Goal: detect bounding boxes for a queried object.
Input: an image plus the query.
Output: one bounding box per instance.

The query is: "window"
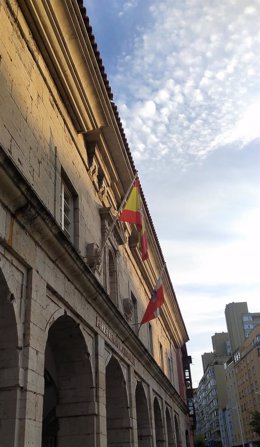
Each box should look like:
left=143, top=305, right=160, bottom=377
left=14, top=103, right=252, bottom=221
left=60, top=174, right=76, bottom=242
left=244, top=323, right=254, bottom=329
left=226, top=340, right=232, bottom=355
left=256, top=334, right=260, bottom=344
left=159, top=342, right=164, bottom=371
left=234, top=351, right=241, bottom=363
left=131, top=293, right=138, bottom=333
left=148, top=323, right=153, bottom=355
left=243, top=315, right=253, bottom=321
left=168, top=356, right=173, bottom=383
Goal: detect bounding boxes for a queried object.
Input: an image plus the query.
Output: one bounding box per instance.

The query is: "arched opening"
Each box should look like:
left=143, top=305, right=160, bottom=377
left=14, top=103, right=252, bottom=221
left=174, top=414, right=182, bottom=447
left=0, top=268, right=19, bottom=446
left=108, top=251, right=117, bottom=305
left=166, top=408, right=175, bottom=447
left=154, top=397, right=165, bottom=447
left=185, top=430, right=190, bottom=447
left=42, top=315, right=94, bottom=447
left=106, top=356, right=131, bottom=447
left=135, top=382, right=152, bottom=447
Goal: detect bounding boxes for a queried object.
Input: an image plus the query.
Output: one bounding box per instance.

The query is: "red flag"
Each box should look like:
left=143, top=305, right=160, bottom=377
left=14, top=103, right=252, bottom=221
left=140, top=277, right=164, bottom=325
left=118, top=178, right=142, bottom=229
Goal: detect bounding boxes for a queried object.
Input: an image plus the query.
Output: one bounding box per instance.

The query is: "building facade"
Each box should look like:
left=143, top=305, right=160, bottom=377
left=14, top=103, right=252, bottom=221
left=194, top=333, right=230, bottom=447
left=196, top=303, right=260, bottom=447
left=0, top=1, right=194, bottom=446
left=225, top=326, right=260, bottom=447
left=225, top=302, right=260, bottom=353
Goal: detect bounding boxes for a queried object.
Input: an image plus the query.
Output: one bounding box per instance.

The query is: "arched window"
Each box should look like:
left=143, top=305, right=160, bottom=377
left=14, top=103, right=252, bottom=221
left=154, top=397, right=165, bottom=447
left=42, top=316, right=94, bottom=447
left=174, top=414, right=182, bottom=447
left=136, top=382, right=152, bottom=447
left=166, top=408, right=175, bottom=447
left=106, top=356, right=131, bottom=447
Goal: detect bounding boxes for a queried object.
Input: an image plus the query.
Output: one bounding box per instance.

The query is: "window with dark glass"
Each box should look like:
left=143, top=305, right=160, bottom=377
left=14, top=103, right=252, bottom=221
left=159, top=342, right=164, bottom=371
left=60, top=172, right=78, bottom=245
left=131, top=293, right=138, bottom=333
left=148, top=323, right=153, bottom=355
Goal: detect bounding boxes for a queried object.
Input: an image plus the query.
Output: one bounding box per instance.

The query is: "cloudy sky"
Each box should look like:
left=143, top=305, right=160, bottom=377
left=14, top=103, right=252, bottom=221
left=85, top=0, right=260, bottom=385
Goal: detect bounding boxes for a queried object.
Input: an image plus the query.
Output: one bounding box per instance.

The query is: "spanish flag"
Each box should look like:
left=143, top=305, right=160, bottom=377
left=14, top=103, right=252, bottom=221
left=119, top=178, right=142, bottom=229
left=140, top=277, right=164, bottom=325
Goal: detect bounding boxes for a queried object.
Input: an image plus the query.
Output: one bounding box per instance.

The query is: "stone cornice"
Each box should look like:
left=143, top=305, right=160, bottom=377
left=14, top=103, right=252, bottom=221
left=16, top=0, right=99, bottom=132
left=16, top=0, right=134, bottom=180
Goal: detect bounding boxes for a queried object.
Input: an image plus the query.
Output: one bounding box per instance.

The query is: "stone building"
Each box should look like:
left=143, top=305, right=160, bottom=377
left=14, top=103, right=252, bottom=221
left=0, top=1, right=194, bottom=446
left=225, top=325, right=260, bottom=447
left=194, top=333, right=230, bottom=447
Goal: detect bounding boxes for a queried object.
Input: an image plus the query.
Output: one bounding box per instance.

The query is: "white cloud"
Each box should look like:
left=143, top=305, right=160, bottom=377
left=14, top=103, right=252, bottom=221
left=117, top=0, right=138, bottom=17
left=111, top=0, right=260, bottom=166
left=138, top=100, right=156, bottom=118
left=227, top=101, right=260, bottom=144
left=244, top=6, right=257, bottom=15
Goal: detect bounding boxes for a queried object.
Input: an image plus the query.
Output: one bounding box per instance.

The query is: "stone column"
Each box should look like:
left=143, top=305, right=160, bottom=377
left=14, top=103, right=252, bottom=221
left=162, top=400, right=168, bottom=447
left=22, top=269, right=47, bottom=447
left=129, top=366, right=138, bottom=447
left=95, top=333, right=107, bottom=447
left=148, top=387, right=156, bottom=447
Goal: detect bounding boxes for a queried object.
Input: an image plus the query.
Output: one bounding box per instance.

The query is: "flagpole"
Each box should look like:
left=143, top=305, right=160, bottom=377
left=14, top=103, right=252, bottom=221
left=137, top=322, right=142, bottom=336
left=94, top=172, right=138, bottom=270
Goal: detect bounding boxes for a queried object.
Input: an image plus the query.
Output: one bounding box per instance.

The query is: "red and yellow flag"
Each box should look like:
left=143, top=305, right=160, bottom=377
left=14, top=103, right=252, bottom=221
left=118, top=178, right=142, bottom=229
left=119, top=176, right=149, bottom=262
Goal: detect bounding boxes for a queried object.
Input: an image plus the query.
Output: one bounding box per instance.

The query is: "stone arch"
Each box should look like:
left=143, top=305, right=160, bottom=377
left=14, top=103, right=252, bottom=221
left=106, top=355, right=131, bottom=447
left=108, top=249, right=118, bottom=305
left=154, top=397, right=165, bottom=447
left=174, top=414, right=182, bottom=447
left=185, top=429, right=190, bottom=447
left=166, top=407, right=175, bottom=447
left=0, top=267, right=19, bottom=446
left=42, top=315, right=95, bottom=447
left=135, top=382, right=152, bottom=447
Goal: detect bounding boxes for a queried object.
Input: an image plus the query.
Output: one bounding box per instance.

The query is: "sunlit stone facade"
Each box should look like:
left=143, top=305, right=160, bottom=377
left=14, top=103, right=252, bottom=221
left=0, top=1, right=194, bottom=446
left=225, top=326, right=260, bottom=447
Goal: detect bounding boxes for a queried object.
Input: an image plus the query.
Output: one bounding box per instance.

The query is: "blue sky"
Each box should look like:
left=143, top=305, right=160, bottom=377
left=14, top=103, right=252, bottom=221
left=85, top=0, right=260, bottom=385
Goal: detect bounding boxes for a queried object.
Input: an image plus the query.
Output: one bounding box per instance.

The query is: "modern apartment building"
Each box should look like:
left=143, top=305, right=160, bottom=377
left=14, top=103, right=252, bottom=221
left=196, top=303, right=260, bottom=447
left=224, top=326, right=260, bottom=447
left=0, top=1, right=194, bottom=446
left=194, top=333, right=230, bottom=446
left=225, top=302, right=260, bottom=353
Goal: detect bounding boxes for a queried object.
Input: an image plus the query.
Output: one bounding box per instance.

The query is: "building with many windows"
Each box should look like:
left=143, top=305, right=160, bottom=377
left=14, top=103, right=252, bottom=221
left=195, top=303, right=260, bottom=447
left=194, top=333, right=230, bottom=447
left=225, top=302, right=260, bottom=353
left=224, top=326, right=260, bottom=447
left=0, top=1, right=194, bottom=446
